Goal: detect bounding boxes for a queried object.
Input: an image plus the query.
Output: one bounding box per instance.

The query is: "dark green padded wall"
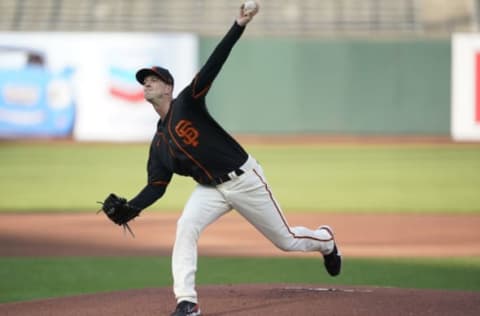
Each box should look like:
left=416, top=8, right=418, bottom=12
left=199, top=37, right=450, bottom=135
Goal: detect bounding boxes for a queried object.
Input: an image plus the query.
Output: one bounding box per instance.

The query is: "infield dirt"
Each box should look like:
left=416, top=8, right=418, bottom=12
left=1, top=212, right=479, bottom=257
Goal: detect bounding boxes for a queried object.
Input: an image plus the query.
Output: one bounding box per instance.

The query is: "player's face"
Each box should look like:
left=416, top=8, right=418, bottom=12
left=143, top=75, right=169, bottom=101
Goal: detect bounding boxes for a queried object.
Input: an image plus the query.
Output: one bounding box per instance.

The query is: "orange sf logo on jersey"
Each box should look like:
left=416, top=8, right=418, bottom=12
left=175, top=120, right=199, bottom=147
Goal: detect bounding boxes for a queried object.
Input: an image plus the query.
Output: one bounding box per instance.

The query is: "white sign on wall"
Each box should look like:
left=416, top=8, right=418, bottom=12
left=451, top=33, right=480, bottom=141
left=0, top=32, right=198, bottom=141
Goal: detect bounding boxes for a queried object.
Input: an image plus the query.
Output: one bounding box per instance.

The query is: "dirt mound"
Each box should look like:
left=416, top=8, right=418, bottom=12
left=1, top=284, right=479, bottom=316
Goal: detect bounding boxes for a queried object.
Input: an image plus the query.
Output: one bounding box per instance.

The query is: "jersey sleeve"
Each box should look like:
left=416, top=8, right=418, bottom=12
left=128, top=183, right=167, bottom=210
left=128, top=145, right=173, bottom=210
left=190, top=21, right=245, bottom=99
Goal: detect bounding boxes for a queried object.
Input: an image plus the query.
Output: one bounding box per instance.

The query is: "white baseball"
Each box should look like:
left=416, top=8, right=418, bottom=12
left=243, top=0, right=258, bottom=14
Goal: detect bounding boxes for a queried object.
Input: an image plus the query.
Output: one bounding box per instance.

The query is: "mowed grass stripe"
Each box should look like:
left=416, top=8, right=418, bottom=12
left=0, top=256, right=479, bottom=303
left=0, top=143, right=479, bottom=212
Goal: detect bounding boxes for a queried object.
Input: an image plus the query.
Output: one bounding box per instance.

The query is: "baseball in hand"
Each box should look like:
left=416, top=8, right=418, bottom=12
left=243, top=0, right=258, bottom=15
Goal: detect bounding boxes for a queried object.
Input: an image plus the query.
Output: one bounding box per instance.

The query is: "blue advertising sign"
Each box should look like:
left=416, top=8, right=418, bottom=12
left=0, top=51, right=75, bottom=138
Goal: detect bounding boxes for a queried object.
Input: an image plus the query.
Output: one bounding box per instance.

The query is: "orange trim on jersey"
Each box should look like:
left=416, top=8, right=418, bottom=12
left=252, top=169, right=333, bottom=242
left=192, top=75, right=211, bottom=99
left=167, top=106, right=214, bottom=181
left=157, top=132, right=176, bottom=157
left=151, top=180, right=169, bottom=186
left=155, top=131, right=163, bottom=147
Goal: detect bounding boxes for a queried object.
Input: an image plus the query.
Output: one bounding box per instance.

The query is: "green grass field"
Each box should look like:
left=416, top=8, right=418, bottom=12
left=1, top=256, right=479, bottom=303
left=1, top=142, right=479, bottom=212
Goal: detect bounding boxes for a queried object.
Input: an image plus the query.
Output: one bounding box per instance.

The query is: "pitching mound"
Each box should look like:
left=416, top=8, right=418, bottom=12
left=1, top=284, right=479, bottom=316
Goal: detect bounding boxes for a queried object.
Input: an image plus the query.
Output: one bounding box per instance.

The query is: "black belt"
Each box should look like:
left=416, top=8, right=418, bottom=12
left=212, top=169, right=244, bottom=185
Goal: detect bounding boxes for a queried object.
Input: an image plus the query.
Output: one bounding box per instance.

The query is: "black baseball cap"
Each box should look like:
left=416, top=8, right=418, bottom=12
left=135, top=66, right=174, bottom=86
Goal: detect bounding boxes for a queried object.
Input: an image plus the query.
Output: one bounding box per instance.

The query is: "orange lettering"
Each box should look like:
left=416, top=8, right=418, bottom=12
left=175, top=120, right=199, bottom=147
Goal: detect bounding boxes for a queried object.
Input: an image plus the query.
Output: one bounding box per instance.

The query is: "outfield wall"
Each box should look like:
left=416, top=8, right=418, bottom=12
left=0, top=36, right=452, bottom=139
left=200, top=38, right=451, bottom=135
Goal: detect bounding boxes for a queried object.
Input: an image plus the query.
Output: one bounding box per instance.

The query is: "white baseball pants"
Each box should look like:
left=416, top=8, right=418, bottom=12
left=171, top=155, right=334, bottom=304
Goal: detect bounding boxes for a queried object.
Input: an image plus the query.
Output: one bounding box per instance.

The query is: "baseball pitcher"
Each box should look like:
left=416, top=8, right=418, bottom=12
left=99, top=3, right=341, bottom=316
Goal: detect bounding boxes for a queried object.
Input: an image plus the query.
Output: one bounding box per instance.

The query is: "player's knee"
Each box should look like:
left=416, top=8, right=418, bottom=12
left=273, top=238, right=294, bottom=252
left=176, top=216, right=201, bottom=239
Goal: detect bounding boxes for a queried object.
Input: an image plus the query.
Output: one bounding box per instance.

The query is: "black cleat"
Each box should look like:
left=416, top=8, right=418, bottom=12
left=170, top=301, right=201, bottom=316
left=318, top=225, right=341, bottom=276
left=323, top=244, right=341, bottom=276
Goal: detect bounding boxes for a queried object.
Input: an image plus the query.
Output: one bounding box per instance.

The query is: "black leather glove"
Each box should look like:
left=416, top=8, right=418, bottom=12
left=99, top=193, right=141, bottom=225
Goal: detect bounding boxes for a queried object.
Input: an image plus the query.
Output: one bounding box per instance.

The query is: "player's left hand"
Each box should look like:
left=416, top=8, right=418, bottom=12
left=98, top=193, right=141, bottom=226
left=236, top=1, right=259, bottom=26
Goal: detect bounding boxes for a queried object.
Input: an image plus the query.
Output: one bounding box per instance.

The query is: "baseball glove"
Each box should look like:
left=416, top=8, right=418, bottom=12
left=98, top=193, right=141, bottom=237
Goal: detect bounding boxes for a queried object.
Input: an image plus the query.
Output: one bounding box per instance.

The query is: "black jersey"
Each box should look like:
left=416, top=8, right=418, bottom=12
left=129, top=21, right=249, bottom=210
